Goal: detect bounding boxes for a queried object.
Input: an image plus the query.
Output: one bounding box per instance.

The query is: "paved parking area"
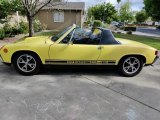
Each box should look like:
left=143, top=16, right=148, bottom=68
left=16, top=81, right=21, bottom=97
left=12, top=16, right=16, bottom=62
left=0, top=59, right=160, bottom=120
left=118, top=27, right=160, bottom=38
left=136, top=28, right=160, bottom=38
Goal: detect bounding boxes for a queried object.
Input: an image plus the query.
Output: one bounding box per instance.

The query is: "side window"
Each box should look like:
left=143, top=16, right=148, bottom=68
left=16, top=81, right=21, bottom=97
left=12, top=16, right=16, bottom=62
left=89, top=29, right=102, bottom=44
left=72, top=28, right=102, bottom=45
left=60, top=30, right=74, bottom=44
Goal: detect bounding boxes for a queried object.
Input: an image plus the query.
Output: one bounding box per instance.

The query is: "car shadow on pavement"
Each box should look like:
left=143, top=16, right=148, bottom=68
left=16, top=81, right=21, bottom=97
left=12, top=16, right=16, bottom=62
left=0, top=63, right=121, bottom=77
left=40, top=65, right=120, bottom=77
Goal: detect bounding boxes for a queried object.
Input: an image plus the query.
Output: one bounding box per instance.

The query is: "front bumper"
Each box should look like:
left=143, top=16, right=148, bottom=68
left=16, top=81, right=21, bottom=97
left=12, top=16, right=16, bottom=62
left=0, top=55, right=3, bottom=62
left=0, top=55, right=11, bottom=66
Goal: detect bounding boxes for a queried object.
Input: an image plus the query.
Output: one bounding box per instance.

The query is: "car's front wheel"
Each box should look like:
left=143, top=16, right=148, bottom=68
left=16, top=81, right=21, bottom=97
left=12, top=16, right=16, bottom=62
left=13, top=53, right=41, bottom=75
left=118, top=56, right=143, bottom=77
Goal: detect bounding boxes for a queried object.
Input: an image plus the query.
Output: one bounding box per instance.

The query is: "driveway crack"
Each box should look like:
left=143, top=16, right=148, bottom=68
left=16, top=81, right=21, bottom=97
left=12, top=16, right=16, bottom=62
left=82, top=75, right=160, bottom=113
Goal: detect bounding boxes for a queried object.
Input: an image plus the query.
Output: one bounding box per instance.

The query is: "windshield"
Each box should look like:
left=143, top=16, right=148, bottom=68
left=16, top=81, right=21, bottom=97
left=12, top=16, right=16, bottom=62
left=51, top=26, right=72, bottom=42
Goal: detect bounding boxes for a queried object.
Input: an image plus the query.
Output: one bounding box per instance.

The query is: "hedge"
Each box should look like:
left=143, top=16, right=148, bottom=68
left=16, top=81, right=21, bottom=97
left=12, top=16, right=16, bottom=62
left=0, top=19, right=46, bottom=40
left=0, top=29, right=5, bottom=40
left=124, top=26, right=137, bottom=31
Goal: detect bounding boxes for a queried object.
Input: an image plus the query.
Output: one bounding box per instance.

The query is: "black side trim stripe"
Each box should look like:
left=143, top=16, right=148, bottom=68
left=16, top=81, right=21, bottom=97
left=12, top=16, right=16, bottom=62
left=45, top=60, right=116, bottom=65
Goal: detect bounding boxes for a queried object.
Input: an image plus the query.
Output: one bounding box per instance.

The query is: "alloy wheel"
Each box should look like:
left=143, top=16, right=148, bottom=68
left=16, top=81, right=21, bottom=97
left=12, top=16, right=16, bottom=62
left=17, top=54, right=36, bottom=73
left=123, top=57, right=140, bottom=75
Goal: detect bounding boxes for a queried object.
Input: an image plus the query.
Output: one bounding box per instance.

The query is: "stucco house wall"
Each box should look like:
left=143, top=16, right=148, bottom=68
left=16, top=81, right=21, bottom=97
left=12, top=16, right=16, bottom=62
left=37, top=2, right=85, bottom=31
left=37, top=10, right=82, bottom=30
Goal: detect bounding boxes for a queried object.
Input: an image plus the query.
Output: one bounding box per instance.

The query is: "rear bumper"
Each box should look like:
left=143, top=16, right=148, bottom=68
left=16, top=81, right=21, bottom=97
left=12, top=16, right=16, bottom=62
left=0, top=55, right=3, bottom=62
left=153, top=56, right=159, bottom=64
left=145, top=56, right=159, bottom=66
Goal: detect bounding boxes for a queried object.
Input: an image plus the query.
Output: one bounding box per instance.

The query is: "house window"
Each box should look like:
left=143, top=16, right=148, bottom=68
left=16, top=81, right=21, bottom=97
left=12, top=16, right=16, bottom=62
left=54, top=11, right=64, bottom=22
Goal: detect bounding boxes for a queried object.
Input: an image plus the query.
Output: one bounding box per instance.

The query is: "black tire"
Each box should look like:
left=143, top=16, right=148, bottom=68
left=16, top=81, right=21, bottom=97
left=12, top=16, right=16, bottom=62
left=118, top=56, right=143, bottom=77
left=13, top=53, right=41, bottom=75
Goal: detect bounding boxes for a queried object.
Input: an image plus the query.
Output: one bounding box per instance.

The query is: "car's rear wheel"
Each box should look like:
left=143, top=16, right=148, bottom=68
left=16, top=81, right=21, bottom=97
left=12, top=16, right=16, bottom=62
left=118, top=56, right=143, bottom=77
left=13, top=53, right=41, bottom=75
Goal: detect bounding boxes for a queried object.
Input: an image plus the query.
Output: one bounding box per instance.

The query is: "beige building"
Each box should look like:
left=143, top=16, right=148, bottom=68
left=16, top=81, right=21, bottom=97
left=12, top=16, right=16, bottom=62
left=37, top=2, right=85, bottom=31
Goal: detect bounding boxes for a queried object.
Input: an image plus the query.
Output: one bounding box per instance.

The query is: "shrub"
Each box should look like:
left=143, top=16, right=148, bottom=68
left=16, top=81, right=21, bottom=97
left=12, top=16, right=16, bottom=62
left=117, top=31, right=122, bottom=34
left=34, top=19, right=46, bottom=32
left=83, top=22, right=89, bottom=28
left=0, top=29, right=5, bottom=40
left=0, top=19, right=7, bottom=24
left=19, top=21, right=29, bottom=34
left=93, top=20, right=102, bottom=28
left=3, top=23, right=13, bottom=37
left=112, top=31, right=115, bottom=33
left=102, top=23, right=110, bottom=28
left=126, top=31, right=132, bottom=34
left=4, top=22, right=27, bottom=37
left=12, top=26, right=22, bottom=35
left=41, top=23, right=47, bottom=30
left=124, top=26, right=136, bottom=31
left=1, top=20, right=46, bottom=38
left=34, top=19, right=42, bottom=32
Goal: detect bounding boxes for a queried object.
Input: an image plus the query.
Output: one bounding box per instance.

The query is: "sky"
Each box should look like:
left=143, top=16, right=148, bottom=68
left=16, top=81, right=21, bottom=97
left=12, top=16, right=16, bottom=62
left=69, top=0, right=144, bottom=11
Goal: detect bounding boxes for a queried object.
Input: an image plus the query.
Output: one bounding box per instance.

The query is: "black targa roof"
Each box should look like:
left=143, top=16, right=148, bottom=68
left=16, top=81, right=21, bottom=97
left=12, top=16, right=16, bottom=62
left=98, top=28, right=120, bottom=45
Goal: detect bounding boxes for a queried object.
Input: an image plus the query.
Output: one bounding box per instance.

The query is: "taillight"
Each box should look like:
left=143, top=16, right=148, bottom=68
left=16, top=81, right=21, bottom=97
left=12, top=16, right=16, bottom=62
left=155, top=51, right=159, bottom=56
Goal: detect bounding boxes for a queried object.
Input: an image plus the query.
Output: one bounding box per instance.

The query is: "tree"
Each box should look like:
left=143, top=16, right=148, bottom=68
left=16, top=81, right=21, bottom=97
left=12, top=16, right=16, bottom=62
left=0, top=0, right=62, bottom=37
left=22, top=0, right=62, bottom=37
left=135, top=10, right=148, bottom=23
left=0, top=0, right=23, bottom=19
left=119, top=1, right=134, bottom=23
left=144, top=0, right=160, bottom=21
left=0, top=0, right=9, bottom=19
left=87, top=3, right=118, bottom=24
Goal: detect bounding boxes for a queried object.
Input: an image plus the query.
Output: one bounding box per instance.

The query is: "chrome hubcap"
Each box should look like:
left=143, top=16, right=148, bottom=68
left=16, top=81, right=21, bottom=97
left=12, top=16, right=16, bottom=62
left=123, top=57, right=140, bottom=74
left=17, top=54, right=36, bottom=72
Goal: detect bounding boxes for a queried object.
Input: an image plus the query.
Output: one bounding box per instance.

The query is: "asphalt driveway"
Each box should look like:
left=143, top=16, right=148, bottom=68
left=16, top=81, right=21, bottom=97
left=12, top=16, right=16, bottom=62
left=0, top=59, right=160, bottom=120
left=134, top=27, right=160, bottom=38
left=137, top=27, right=160, bottom=36
left=118, top=27, right=160, bottom=38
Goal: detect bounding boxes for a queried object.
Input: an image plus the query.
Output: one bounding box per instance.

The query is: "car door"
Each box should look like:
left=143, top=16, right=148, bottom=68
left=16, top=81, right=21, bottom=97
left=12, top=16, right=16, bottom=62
left=47, top=28, right=102, bottom=65
left=97, top=29, right=121, bottom=65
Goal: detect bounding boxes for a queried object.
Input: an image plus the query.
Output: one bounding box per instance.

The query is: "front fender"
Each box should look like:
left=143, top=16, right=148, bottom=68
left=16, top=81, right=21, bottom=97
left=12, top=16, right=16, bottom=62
left=0, top=43, right=50, bottom=64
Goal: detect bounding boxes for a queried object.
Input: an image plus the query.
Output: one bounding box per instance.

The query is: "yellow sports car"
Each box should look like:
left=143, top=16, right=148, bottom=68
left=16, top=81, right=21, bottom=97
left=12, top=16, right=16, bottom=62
left=0, top=24, right=159, bottom=76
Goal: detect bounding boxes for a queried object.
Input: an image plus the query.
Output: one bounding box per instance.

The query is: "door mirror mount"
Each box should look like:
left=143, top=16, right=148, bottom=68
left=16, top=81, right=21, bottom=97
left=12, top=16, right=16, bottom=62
left=69, top=41, right=73, bottom=45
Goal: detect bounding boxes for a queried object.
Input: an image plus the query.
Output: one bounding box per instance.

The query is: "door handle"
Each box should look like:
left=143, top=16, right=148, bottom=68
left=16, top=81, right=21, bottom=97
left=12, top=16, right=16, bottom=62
left=97, top=46, right=103, bottom=50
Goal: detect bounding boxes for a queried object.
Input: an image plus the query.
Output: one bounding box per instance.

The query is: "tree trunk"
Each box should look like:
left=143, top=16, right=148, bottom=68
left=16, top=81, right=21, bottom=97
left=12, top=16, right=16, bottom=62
left=28, top=16, right=34, bottom=37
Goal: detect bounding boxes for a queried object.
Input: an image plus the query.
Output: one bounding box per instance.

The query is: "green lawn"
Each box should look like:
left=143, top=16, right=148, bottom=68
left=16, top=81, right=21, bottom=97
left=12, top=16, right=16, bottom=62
left=34, top=31, right=160, bottom=50
left=114, top=33, right=160, bottom=50
left=34, top=31, right=58, bottom=37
